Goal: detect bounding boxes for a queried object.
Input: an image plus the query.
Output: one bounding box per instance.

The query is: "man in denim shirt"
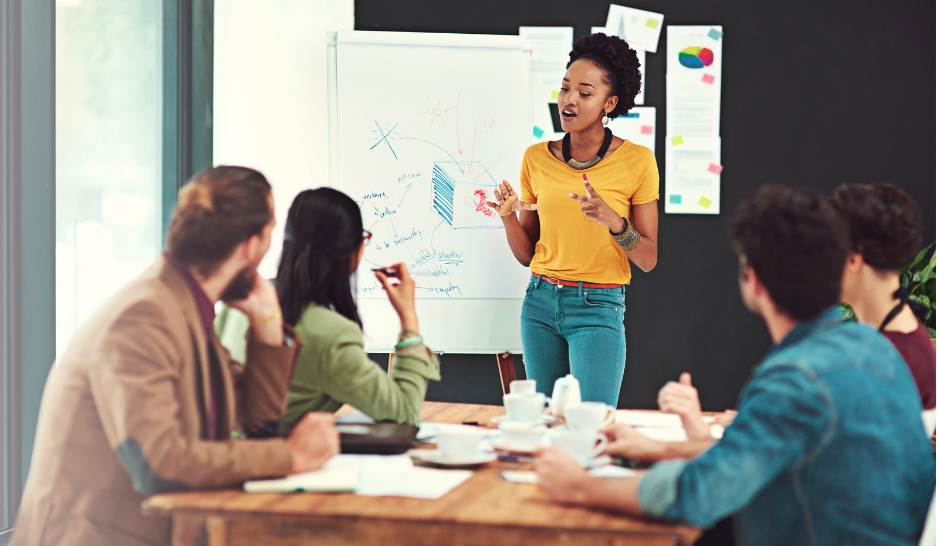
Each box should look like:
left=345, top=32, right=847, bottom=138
left=536, top=185, right=935, bottom=546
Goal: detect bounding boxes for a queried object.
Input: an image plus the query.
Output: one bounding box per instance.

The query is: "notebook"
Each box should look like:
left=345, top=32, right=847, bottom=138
left=243, top=466, right=358, bottom=494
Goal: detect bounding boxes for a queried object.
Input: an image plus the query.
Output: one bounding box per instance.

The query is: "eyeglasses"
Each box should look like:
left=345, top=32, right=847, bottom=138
left=362, top=230, right=373, bottom=246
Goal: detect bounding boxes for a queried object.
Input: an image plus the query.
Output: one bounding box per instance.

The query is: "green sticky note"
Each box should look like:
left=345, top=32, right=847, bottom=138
left=646, top=18, right=659, bottom=29
left=533, top=126, right=545, bottom=139
left=699, top=196, right=713, bottom=209
left=669, top=195, right=682, bottom=204
left=551, top=90, right=560, bottom=100
left=671, top=135, right=684, bottom=146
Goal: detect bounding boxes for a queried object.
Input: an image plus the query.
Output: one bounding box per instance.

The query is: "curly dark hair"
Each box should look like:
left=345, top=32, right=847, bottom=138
left=729, top=185, right=849, bottom=322
left=830, top=183, right=924, bottom=273
left=566, top=33, right=642, bottom=119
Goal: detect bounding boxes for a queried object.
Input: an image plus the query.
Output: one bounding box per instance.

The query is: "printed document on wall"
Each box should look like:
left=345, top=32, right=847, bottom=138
left=607, top=106, right=655, bottom=154
left=666, top=26, right=723, bottom=215
left=520, top=27, right=573, bottom=143
left=604, top=5, right=664, bottom=53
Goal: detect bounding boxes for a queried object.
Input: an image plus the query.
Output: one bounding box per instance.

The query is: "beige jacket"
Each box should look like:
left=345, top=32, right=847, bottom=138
left=12, top=254, right=299, bottom=546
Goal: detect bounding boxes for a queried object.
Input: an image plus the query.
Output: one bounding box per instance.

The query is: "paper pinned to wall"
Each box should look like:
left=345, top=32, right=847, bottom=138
left=604, top=5, right=665, bottom=53
left=521, top=27, right=573, bottom=144
left=606, top=106, right=656, bottom=154
left=591, top=26, right=645, bottom=106
left=666, top=26, right=723, bottom=215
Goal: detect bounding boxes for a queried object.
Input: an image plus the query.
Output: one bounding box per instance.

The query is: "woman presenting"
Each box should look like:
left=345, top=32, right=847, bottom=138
left=487, top=33, right=659, bottom=406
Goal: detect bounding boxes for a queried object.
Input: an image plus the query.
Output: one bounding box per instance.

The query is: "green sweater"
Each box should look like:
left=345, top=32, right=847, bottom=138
left=215, top=303, right=440, bottom=425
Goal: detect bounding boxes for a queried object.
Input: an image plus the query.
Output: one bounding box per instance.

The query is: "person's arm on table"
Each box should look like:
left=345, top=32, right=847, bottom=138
left=601, top=422, right=714, bottom=463
left=539, top=365, right=832, bottom=526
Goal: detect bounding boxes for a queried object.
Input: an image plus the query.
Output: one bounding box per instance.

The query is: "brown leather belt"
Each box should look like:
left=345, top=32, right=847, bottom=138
left=532, top=273, right=623, bottom=289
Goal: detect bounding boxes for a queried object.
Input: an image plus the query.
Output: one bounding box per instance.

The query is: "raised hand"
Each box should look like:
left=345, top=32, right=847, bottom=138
left=657, top=373, right=711, bottom=441
left=486, top=181, right=540, bottom=217
left=569, top=179, right=624, bottom=232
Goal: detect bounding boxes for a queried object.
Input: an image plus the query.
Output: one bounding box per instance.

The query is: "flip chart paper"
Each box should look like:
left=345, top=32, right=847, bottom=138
left=604, top=5, right=665, bottom=53
left=521, top=27, right=574, bottom=143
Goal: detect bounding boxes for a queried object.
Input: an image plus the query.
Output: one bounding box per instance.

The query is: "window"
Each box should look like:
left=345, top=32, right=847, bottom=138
left=55, top=0, right=163, bottom=360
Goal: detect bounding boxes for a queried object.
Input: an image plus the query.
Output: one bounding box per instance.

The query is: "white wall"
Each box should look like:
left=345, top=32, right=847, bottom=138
left=214, top=0, right=355, bottom=277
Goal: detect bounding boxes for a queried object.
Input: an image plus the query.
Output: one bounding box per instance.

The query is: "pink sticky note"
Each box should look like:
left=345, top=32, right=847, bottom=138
left=708, top=163, right=723, bottom=175
left=702, top=74, right=716, bottom=85
left=640, top=125, right=653, bottom=135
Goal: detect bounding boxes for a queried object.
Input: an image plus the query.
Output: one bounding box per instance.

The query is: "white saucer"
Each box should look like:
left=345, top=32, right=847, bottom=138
left=409, top=449, right=496, bottom=468
left=491, top=414, right=559, bottom=426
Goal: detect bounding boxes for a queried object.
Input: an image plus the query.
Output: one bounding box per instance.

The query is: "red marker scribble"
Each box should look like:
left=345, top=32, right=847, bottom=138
left=473, top=189, right=495, bottom=218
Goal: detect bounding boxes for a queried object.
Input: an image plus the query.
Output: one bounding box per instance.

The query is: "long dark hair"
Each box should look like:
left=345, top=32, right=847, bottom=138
left=276, top=188, right=363, bottom=327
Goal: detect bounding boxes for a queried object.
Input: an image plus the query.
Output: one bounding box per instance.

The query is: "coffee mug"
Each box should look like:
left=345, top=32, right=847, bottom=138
left=503, top=392, right=548, bottom=422
left=509, top=379, right=537, bottom=395
left=564, top=402, right=615, bottom=432
left=498, top=421, right=546, bottom=451
left=545, top=429, right=608, bottom=466
left=435, top=428, right=485, bottom=458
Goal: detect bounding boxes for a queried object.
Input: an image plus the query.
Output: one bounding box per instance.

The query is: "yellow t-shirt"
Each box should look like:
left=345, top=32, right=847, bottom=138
left=520, top=140, right=659, bottom=285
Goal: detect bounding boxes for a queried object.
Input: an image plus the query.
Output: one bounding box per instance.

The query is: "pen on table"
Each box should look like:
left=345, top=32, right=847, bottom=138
left=497, top=454, right=534, bottom=463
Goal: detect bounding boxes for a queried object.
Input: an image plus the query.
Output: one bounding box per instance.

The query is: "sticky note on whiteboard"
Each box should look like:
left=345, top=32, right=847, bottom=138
left=669, top=195, right=682, bottom=204
left=671, top=135, right=684, bottom=146
left=702, top=74, right=715, bottom=85
left=708, top=28, right=723, bottom=40
left=640, top=125, right=653, bottom=135
left=708, top=163, right=723, bottom=175
left=533, top=126, right=545, bottom=139
left=698, top=196, right=713, bottom=209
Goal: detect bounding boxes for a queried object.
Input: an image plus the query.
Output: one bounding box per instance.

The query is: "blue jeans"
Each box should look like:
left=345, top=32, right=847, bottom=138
left=520, top=275, right=626, bottom=406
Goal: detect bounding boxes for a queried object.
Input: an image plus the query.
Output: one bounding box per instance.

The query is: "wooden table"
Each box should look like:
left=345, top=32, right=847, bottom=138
left=144, top=402, right=702, bottom=546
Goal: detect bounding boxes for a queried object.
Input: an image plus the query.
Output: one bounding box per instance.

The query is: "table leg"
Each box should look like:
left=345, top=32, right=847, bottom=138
left=172, top=513, right=227, bottom=546
left=496, top=352, right=516, bottom=394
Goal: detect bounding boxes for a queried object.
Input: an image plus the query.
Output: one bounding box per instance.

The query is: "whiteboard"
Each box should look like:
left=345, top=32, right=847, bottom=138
left=327, top=31, right=532, bottom=353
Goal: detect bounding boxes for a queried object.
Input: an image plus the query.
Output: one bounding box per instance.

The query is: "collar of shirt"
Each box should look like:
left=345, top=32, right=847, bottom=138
left=771, top=306, right=843, bottom=354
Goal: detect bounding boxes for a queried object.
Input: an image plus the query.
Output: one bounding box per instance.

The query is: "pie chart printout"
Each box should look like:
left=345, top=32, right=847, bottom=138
left=678, top=46, right=714, bottom=69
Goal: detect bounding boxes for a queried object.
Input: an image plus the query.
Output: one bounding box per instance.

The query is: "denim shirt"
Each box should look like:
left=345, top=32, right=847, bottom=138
left=638, top=307, right=935, bottom=546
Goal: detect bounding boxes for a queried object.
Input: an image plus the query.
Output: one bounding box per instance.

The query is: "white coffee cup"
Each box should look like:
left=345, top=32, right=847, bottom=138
left=510, top=379, right=537, bottom=395
left=564, top=402, right=615, bottom=432
left=498, top=421, right=546, bottom=451
left=435, top=428, right=485, bottom=458
left=545, top=429, right=608, bottom=467
left=503, top=392, right=548, bottom=422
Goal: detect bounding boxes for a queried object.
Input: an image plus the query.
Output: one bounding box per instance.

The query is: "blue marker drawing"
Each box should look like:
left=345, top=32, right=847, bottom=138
left=432, top=162, right=502, bottom=230
left=370, top=121, right=399, bottom=160
left=396, top=137, right=464, bottom=174
left=398, top=183, right=412, bottom=208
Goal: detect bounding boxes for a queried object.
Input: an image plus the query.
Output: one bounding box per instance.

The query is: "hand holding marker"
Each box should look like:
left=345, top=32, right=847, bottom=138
left=569, top=173, right=625, bottom=233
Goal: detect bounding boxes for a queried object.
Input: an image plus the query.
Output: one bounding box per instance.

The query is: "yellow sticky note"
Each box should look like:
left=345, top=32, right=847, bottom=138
left=699, top=196, right=713, bottom=209
left=551, top=90, right=560, bottom=100
left=671, top=135, right=684, bottom=146
left=646, top=18, right=659, bottom=29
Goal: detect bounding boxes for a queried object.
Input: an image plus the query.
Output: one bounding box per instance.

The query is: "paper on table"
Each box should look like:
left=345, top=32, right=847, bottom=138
left=501, top=465, right=637, bottom=484
left=520, top=27, right=574, bottom=143
left=635, top=427, right=689, bottom=442
left=591, top=26, right=646, bottom=106
left=244, top=466, right=358, bottom=494
left=326, top=454, right=473, bottom=500
left=616, top=410, right=684, bottom=428
left=415, top=422, right=500, bottom=441
left=604, top=5, right=665, bottom=53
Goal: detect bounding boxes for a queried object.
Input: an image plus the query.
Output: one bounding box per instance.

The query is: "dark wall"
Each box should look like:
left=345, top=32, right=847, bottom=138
left=360, top=0, right=937, bottom=411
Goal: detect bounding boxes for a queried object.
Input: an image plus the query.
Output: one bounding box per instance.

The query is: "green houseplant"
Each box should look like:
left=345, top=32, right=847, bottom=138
left=841, top=242, right=936, bottom=337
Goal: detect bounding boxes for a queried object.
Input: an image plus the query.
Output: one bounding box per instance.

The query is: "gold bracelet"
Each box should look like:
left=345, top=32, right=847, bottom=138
left=252, top=308, right=282, bottom=327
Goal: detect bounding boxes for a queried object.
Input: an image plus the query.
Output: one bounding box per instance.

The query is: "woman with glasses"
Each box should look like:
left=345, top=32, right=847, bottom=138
left=215, top=188, right=440, bottom=425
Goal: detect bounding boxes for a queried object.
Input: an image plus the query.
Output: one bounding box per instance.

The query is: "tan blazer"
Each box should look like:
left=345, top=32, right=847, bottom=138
left=12, top=254, right=299, bottom=546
